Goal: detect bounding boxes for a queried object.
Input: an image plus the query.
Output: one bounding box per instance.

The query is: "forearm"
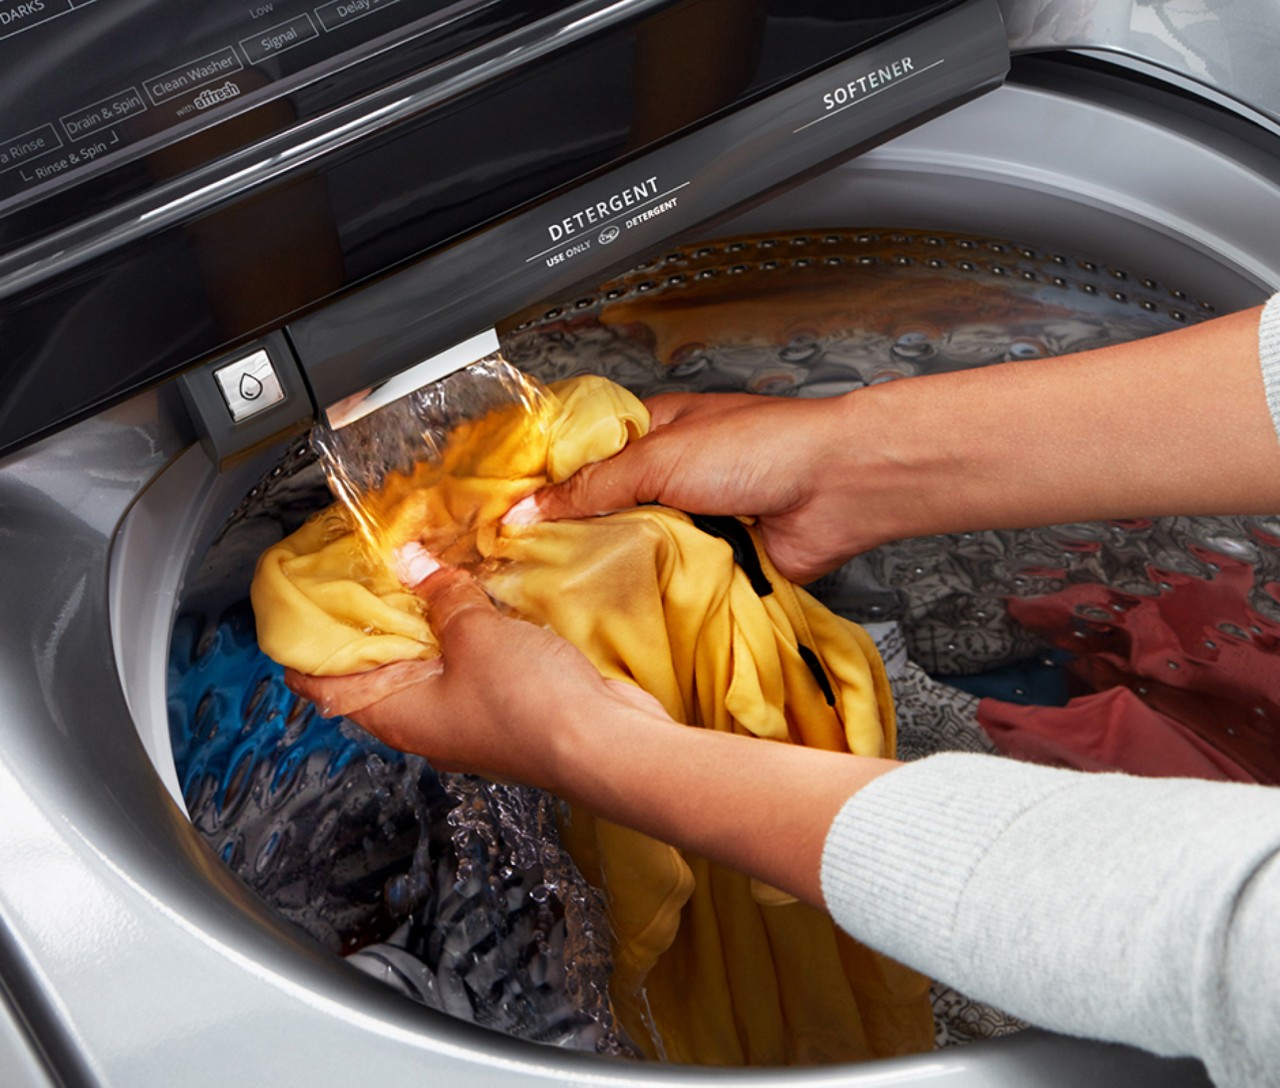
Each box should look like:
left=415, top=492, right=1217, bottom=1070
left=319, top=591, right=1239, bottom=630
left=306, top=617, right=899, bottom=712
left=835, top=304, right=1280, bottom=547
left=548, top=702, right=898, bottom=908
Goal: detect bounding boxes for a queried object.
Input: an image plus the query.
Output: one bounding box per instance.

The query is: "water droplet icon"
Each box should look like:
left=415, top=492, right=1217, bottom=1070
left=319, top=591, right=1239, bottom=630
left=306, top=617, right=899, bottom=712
left=240, top=372, right=263, bottom=400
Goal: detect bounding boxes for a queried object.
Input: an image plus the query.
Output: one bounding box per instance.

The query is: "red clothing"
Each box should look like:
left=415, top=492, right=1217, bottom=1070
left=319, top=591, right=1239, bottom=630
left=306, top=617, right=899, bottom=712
left=999, top=544, right=1280, bottom=784
left=978, top=687, right=1256, bottom=782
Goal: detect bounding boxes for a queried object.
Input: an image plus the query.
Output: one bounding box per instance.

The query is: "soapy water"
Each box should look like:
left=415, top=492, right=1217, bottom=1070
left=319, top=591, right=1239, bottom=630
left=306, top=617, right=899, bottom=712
left=168, top=229, right=1280, bottom=1064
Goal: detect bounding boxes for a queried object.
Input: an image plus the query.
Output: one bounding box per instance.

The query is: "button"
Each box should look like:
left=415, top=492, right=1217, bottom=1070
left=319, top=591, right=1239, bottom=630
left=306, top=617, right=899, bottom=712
left=213, top=349, right=286, bottom=421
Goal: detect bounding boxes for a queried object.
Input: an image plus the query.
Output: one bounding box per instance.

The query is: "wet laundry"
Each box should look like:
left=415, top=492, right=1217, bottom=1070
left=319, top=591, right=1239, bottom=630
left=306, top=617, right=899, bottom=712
left=977, top=686, right=1257, bottom=782
left=252, top=373, right=933, bottom=1065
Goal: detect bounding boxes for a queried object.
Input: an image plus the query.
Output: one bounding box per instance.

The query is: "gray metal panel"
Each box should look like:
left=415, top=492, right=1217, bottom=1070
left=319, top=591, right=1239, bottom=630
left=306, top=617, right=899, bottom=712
left=5, top=19, right=1276, bottom=1088
left=718, top=69, right=1280, bottom=305
left=999, top=0, right=1280, bottom=128
left=0, top=986, right=57, bottom=1088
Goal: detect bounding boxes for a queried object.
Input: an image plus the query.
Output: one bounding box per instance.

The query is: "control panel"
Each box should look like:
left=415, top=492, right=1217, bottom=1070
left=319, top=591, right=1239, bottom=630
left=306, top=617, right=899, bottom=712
left=0, top=0, right=487, bottom=209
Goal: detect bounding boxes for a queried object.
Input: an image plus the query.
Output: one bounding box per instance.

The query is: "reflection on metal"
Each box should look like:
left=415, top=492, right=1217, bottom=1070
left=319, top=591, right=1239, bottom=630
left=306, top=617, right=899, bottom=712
left=999, top=0, right=1280, bottom=125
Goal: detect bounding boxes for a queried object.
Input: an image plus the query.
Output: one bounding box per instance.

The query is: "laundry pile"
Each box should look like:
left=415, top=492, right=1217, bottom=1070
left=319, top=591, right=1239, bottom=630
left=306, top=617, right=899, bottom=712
left=252, top=373, right=934, bottom=1064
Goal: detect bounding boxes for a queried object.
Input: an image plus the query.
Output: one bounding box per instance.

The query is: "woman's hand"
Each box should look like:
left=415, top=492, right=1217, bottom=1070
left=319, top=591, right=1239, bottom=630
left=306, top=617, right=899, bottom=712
left=504, top=392, right=884, bottom=583
left=505, top=305, right=1280, bottom=579
left=285, top=555, right=671, bottom=789
left=285, top=559, right=900, bottom=911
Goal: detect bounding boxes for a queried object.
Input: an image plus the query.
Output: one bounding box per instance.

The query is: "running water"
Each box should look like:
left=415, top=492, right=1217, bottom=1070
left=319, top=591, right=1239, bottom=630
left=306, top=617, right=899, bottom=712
left=310, top=355, right=554, bottom=563
left=300, top=354, right=629, bottom=1047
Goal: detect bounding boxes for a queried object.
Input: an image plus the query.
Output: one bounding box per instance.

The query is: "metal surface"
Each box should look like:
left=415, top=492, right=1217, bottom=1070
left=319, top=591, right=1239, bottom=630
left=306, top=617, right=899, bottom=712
left=0, top=987, right=56, bottom=1088
left=94, top=65, right=1280, bottom=1081
left=327, top=327, right=503, bottom=427
left=719, top=59, right=1280, bottom=304
left=999, top=0, right=1280, bottom=128
left=213, top=349, right=286, bottom=421
left=0, top=2, right=1275, bottom=1084
left=177, top=329, right=312, bottom=466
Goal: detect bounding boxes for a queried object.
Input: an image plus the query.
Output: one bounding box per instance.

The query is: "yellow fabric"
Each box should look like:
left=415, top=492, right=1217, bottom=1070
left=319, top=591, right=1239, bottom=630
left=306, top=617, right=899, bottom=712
left=251, top=374, right=933, bottom=1065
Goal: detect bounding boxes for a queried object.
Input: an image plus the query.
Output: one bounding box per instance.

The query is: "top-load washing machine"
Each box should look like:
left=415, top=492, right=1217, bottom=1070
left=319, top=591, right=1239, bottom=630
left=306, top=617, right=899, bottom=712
left=1, top=1, right=1278, bottom=1084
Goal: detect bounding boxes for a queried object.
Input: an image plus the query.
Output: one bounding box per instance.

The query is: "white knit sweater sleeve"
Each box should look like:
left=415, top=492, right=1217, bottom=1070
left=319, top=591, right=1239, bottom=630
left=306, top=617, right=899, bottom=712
left=821, top=756, right=1280, bottom=1086
left=1260, top=292, right=1280, bottom=437
left=820, top=301, right=1280, bottom=1088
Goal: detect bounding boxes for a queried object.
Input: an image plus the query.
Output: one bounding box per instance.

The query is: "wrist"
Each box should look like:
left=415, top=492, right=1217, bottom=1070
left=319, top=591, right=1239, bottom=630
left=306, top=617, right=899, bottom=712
left=542, top=683, right=675, bottom=800
left=819, top=377, right=977, bottom=551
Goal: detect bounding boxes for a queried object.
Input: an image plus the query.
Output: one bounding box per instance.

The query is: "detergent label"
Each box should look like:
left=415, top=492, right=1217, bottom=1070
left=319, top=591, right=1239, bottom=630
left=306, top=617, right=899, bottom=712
left=530, top=176, right=691, bottom=269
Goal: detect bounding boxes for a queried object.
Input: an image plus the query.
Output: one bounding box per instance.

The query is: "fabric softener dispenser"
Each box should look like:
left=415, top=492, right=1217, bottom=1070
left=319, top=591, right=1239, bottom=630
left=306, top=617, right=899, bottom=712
left=3, top=0, right=1280, bottom=1084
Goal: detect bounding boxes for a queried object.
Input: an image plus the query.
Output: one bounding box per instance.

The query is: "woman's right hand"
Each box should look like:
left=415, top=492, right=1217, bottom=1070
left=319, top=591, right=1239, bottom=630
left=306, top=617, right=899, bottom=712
left=285, top=558, right=673, bottom=790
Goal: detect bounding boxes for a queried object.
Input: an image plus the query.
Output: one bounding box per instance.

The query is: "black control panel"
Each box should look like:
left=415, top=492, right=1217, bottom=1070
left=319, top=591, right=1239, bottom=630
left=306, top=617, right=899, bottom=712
left=0, top=0, right=499, bottom=211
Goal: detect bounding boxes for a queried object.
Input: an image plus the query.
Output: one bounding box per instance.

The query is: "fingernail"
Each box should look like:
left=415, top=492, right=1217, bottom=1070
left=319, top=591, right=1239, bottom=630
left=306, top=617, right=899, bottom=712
left=502, top=493, right=543, bottom=528
left=393, top=541, right=441, bottom=586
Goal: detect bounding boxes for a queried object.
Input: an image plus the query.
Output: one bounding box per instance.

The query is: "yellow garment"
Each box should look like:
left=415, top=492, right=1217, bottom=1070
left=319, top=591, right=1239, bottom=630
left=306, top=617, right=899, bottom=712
left=252, top=374, right=932, bottom=1064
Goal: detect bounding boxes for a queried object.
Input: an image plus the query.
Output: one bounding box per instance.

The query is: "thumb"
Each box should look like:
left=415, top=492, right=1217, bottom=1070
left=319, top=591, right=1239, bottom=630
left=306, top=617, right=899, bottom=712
left=402, top=556, right=500, bottom=646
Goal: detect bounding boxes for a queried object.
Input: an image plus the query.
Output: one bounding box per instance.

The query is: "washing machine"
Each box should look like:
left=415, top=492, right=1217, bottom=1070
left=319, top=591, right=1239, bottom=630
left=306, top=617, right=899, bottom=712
left=1, top=0, right=1277, bottom=1083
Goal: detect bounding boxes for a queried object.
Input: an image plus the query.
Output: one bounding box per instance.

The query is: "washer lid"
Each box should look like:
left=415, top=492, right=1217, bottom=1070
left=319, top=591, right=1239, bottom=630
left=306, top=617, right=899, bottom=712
left=999, top=0, right=1280, bottom=128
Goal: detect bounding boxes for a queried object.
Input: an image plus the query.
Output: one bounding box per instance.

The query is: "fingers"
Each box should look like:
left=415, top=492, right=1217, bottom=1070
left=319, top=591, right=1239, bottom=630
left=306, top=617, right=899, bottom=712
left=645, top=390, right=758, bottom=429
left=391, top=541, right=440, bottom=586
left=501, top=391, right=770, bottom=528
left=501, top=393, right=711, bottom=527
left=392, top=543, right=500, bottom=639
left=504, top=444, right=662, bottom=526
left=284, top=657, right=443, bottom=718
